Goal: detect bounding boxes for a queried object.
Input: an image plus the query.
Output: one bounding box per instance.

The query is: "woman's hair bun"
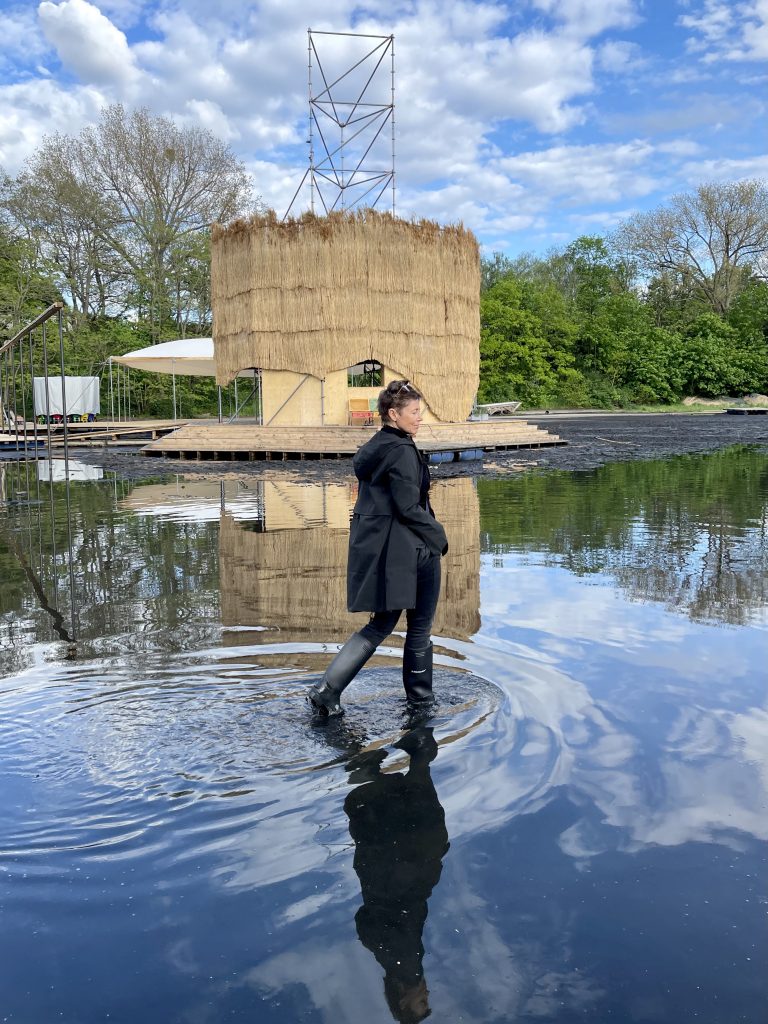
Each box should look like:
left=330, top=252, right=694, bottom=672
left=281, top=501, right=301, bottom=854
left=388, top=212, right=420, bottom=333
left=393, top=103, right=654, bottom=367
left=378, top=379, right=423, bottom=421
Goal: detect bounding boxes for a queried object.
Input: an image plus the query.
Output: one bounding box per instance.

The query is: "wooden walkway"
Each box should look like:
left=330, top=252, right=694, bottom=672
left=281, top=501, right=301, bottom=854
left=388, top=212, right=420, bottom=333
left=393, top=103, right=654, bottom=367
left=0, top=419, right=184, bottom=451
left=141, top=420, right=565, bottom=461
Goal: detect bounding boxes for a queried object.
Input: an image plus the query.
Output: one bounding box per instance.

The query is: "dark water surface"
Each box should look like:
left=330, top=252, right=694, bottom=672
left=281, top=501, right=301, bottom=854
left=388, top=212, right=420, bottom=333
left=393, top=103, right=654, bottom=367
left=1, top=448, right=766, bottom=1024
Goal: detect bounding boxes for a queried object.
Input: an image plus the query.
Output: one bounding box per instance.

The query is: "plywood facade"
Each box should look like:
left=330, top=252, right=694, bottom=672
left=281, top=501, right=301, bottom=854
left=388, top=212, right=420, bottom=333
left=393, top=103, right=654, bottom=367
left=261, top=365, right=439, bottom=427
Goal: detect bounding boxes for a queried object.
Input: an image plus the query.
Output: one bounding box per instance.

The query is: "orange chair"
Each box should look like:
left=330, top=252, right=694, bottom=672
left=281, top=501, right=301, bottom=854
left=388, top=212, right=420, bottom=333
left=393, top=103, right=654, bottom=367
left=348, top=398, right=373, bottom=426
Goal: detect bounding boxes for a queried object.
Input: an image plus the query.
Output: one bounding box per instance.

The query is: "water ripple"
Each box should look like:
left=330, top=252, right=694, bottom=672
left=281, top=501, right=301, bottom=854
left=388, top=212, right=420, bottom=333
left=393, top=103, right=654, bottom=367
left=0, top=644, right=520, bottom=868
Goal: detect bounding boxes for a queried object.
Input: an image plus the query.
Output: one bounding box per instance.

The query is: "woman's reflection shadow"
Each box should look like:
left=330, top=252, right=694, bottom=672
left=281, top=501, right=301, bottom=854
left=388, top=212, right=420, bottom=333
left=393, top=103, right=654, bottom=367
left=343, top=728, right=450, bottom=1023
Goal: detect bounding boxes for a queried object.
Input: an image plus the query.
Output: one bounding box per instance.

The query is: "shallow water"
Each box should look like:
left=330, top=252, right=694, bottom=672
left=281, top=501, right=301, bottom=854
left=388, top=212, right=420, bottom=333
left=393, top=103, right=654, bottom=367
left=1, top=448, right=766, bottom=1024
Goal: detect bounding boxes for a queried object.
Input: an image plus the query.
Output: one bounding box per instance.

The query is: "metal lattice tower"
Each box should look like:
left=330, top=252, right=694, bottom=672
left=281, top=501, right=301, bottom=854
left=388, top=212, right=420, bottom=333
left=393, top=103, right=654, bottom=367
left=284, top=30, right=395, bottom=218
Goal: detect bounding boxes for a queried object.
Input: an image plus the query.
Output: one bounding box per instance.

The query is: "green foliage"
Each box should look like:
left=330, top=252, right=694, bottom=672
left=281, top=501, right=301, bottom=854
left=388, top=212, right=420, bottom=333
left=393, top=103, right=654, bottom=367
left=0, top=222, right=61, bottom=331
left=479, top=278, right=580, bottom=405
left=678, top=313, right=767, bottom=397
left=624, top=327, right=684, bottom=403
left=727, top=280, right=768, bottom=347
left=478, top=223, right=768, bottom=408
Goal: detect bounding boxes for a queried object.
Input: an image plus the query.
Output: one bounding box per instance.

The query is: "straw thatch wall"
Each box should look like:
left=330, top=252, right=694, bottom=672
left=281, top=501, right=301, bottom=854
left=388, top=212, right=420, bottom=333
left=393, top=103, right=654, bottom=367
left=219, top=478, right=480, bottom=641
left=211, top=210, right=480, bottom=423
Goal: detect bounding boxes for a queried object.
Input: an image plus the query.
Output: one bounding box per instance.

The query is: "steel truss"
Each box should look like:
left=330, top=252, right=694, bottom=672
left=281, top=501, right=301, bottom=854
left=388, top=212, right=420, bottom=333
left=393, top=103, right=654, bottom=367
left=285, top=29, right=395, bottom=218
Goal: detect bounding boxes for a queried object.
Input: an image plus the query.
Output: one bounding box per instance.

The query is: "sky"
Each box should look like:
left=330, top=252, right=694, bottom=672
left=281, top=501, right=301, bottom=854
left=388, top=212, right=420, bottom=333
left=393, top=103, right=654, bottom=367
left=0, top=0, right=766, bottom=253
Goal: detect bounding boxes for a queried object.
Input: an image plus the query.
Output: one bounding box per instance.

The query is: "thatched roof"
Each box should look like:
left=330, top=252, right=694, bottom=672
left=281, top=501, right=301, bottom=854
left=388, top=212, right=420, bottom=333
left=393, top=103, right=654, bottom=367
left=211, top=210, right=480, bottom=422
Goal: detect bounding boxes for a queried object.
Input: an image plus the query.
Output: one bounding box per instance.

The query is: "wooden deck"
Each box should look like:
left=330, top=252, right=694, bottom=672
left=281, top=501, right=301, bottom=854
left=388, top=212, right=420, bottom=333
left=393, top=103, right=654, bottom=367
left=0, top=419, right=184, bottom=451
left=141, top=420, right=565, bottom=461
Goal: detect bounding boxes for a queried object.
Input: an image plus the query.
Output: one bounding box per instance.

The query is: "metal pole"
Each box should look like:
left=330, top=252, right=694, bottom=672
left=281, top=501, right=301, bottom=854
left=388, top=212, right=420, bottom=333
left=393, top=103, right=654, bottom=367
left=10, top=343, right=19, bottom=450
left=391, top=35, right=396, bottom=215
left=41, top=321, right=54, bottom=460
left=257, top=369, right=263, bottom=425
left=0, top=352, right=6, bottom=435
left=28, top=330, right=41, bottom=482
left=109, top=357, right=114, bottom=421
left=63, top=472, right=77, bottom=647
left=41, top=319, right=57, bottom=613
left=308, top=28, right=314, bottom=215
left=57, top=308, right=72, bottom=479
left=41, top=319, right=56, bottom=610
left=58, top=307, right=76, bottom=646
left=19, top=331, right=29, bottom=459
left=253, top=369, right=258, bottom=419
left=234, top=377, right=238, bottom=420
left=217, top=385, right=223, bottom=423
left=340, top=119, right=345, bottom=210
left=172, top=362, right=177, bottom=420
left=127, top=366, right=131, bottom=419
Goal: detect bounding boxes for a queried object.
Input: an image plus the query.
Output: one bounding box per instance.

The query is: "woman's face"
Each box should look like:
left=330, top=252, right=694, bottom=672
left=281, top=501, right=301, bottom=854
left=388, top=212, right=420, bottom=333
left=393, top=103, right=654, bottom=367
left=388, top=398, right=422, bottom=435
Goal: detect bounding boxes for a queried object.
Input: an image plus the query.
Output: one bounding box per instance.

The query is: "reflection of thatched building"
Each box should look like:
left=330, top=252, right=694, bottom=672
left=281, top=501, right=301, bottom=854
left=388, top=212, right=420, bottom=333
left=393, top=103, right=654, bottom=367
left=219, top=478, right=480, bottom=642
left=211, top=211, right=480, bottom=425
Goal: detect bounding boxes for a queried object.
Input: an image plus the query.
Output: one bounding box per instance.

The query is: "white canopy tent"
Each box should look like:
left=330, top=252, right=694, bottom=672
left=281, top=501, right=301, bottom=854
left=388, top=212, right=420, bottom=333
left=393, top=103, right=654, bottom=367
left=110, top=338, right=259, bottom=421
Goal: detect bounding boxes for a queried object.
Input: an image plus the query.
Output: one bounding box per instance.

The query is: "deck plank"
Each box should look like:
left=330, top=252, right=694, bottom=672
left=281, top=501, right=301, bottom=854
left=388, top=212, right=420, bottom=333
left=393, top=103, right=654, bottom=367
left=141, top=421, right=564, bottom=459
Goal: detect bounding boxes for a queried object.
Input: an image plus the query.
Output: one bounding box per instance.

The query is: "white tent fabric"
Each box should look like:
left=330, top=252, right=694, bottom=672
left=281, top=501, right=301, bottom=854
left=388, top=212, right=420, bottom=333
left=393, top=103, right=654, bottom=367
left=108, top=337, right=258, bottom=421
left=112, top=338, right=254, bottom=378
left=33, top=376, right=100, bottom=416
left=112, top=338, right=216, bottom=377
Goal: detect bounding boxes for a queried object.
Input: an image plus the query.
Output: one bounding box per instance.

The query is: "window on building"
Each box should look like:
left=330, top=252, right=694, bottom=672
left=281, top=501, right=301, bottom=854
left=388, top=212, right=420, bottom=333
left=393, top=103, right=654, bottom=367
left=347, top=360, right=382, bottom=387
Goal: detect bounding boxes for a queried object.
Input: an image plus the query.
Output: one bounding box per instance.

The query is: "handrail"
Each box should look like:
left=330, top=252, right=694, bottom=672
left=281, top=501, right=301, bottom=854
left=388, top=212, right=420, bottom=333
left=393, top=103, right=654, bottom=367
left=0, top=302, right=64, bottom=357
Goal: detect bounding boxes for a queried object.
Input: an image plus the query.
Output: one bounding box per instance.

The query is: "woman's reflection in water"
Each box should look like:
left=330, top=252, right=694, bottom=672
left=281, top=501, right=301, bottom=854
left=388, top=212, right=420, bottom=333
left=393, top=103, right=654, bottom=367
left=344, top=728, right=449, bottom=1023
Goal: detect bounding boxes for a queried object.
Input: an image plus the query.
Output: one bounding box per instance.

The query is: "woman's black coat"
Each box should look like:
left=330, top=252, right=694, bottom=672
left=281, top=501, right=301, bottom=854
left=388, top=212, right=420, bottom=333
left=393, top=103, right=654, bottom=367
left=347, top=426, right=448, bottom=613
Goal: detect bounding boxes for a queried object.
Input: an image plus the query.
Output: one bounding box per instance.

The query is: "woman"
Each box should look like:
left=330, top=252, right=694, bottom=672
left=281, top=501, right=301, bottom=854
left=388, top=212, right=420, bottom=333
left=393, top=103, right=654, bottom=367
left=308, top=380, right=448, bottom=716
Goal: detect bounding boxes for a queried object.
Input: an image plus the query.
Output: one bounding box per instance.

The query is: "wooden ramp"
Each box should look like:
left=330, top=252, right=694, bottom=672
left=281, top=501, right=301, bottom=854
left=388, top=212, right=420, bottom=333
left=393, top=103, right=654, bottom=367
left=141, top=420, right=564, bottom=461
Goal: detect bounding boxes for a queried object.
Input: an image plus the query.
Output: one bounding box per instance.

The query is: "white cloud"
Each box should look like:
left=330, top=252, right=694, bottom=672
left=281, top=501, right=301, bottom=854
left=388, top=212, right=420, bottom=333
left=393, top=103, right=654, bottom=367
left=596, top=39, right=647, bottom=73
left=531, top=0, right=641, bottom=37
left=679, top=153, right=768, bottom=182
left=0, top=78, right=106, bottom=170
left=495, top=140, right=659, bottom=204
left=679, top=0, right=768, bottom=61
left=0, top=6, right=50, bottom=72
left=38, top=0, right=140, bottom=87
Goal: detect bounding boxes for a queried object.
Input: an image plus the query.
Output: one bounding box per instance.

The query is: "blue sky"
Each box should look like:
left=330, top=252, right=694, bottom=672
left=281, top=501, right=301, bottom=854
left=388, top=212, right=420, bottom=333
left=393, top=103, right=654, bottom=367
left=0, top=0, right=766, bottom=253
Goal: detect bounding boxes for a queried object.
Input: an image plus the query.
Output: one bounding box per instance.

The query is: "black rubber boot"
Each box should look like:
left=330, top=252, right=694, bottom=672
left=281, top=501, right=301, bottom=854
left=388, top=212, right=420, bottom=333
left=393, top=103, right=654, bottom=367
left=308, top=632, right=376, bottom=716
left=402, top=643, right=434, bottom=703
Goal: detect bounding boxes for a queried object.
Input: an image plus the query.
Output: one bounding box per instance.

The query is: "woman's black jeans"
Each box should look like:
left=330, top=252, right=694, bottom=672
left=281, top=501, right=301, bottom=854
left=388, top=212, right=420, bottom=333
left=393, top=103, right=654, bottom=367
left=359, top=547, right=441, bottom=652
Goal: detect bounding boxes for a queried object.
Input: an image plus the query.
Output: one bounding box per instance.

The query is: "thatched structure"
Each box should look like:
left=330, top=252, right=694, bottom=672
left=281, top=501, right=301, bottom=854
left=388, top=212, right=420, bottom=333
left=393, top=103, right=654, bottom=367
left=211, top=210, right=480, bottom=423
left=219, top=478, right=480, bottom=641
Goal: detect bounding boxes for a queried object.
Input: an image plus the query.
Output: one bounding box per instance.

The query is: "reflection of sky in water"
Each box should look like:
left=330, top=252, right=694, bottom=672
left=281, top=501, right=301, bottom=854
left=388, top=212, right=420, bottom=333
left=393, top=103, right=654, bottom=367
left=0, top=451, right=766, bottom=1023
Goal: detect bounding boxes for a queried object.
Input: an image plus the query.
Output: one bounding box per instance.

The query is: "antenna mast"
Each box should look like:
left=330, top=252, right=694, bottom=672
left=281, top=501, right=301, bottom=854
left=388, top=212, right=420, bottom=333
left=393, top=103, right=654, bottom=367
left=285, top=30, right=395, bottom=218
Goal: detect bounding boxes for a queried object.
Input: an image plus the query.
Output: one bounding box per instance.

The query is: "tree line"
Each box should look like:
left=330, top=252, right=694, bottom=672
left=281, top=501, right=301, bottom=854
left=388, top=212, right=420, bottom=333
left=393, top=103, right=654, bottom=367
left=2, top=102, right=767, bottom=414
left=480, top=180, right=768, bottom=407
left=1, top=104, right=258, bottom=417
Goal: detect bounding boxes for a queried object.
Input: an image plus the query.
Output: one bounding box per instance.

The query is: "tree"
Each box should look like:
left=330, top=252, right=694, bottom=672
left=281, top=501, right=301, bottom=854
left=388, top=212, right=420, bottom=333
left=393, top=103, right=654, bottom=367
left=479, top=278, right=580, bottom=405
left=481, top=252, right=515, bottom=292
left=727, top=278, right=768, bottom=348
left=0, top=218, right=60, bottom=333
left=678, top=313, right=767, bottom=396
left=613, top=180, right=768, bottom=316
left=77, top=105, right=256, bottom=338
left=4, top=137, right=127, bottom=317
